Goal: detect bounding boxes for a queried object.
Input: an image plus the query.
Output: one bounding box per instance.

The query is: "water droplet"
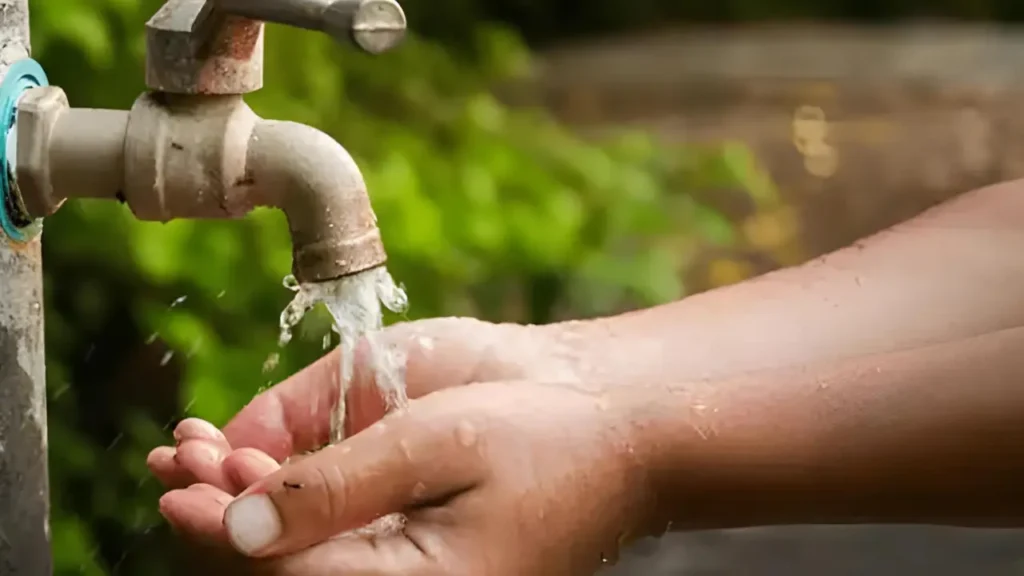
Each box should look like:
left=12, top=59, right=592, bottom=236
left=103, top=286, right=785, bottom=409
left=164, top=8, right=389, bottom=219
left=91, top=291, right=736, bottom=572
left=106, top=433, right=124, bottom=450
left=52, top=383, right=70, bottom=400
left=160, top=350, right=174, bottom=366
left=145, top=332, right=159, bottom=345
left=398, top=438, right=414, bottom=462
left=411, top=481, right=427, bottom=499
left=216, top=290, right=227, bottom=299
left=170, top=295, right=187, bottom=308
left=455, top=421, right=477, bottom=447
left=263, top=353, right=280, bottom=374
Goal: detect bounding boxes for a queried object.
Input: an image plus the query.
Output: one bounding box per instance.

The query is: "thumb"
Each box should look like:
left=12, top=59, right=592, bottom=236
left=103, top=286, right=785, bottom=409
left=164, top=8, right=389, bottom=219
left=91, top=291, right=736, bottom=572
left=222, top=402, right=487, bottom=557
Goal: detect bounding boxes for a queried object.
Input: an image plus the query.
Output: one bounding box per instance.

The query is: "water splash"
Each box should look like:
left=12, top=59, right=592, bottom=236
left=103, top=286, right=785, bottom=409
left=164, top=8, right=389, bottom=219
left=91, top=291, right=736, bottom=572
left=326, top=268, right=408, bottom=442
left=277, top=265, right=409, bottom=538
left=278, top=267, right=409, bottom=442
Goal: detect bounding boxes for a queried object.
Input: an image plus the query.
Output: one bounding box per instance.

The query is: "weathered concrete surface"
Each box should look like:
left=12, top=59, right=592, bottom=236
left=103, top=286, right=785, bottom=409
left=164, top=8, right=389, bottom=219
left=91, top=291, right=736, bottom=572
left=0, top=1, right=51, bottom=573
left=520, top=24, right=1024, bottom=576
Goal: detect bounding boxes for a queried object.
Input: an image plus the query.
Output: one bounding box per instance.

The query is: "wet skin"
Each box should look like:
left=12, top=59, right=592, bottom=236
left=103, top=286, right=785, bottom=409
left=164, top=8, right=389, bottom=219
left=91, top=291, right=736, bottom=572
left=152, top=181, right=1024, bottom=574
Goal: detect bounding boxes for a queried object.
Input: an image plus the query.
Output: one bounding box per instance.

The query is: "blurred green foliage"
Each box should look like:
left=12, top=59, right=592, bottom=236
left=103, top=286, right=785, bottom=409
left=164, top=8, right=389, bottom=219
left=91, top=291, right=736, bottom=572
left=27, top=0, right=782, bottom=573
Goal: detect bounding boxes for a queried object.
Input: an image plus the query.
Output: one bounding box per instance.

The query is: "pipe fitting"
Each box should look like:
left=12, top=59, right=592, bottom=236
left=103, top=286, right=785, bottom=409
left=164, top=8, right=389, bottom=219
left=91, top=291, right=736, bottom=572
left=16, top=86, right=128, bottom=218
left=123, top=92, right=257, bottom=220
left=0, top=58, right=50, bottom=242
left=14, top=86, right=387, bottom=282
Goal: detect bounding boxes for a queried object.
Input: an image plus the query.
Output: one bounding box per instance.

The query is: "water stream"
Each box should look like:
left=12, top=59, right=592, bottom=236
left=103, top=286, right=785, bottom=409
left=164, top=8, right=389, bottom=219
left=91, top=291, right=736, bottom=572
left=279, top=265, right=409, bottom=440
left=277, top=265, right=410, bottom=536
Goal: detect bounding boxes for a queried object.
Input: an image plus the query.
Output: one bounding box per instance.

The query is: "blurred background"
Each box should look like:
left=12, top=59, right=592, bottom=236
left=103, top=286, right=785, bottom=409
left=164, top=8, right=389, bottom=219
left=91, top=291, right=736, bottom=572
left=26, top=0, right=1024, bottom=574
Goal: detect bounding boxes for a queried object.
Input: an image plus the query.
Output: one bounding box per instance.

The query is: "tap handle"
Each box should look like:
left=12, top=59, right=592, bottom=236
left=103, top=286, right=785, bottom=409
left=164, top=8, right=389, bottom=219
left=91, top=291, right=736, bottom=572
left=215, top=0, right=406, bottom=54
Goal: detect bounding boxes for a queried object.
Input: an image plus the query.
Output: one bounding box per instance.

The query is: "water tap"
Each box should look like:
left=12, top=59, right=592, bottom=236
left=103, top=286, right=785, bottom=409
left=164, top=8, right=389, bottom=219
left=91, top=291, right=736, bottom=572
left=0, top=0, right=407, bottom=282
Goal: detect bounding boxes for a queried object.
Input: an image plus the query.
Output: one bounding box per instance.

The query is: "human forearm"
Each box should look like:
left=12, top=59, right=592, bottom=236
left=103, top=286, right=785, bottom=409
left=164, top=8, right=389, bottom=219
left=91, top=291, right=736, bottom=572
left=545, top=182, right=1024, bottom=531
left=554, top=182, right=1024, bottom=385
left=632, top=323, right=1024, bottom=531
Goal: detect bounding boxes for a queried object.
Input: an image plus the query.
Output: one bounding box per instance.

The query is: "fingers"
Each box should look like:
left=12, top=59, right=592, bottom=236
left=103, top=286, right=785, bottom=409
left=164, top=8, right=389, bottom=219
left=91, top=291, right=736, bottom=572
left=175, top=418, right=230, bottom=448
left=175, top=439, right=233, bottom=492
left=224, top=448, right=282, bottom=490
left=149, top=418, right=234, bottom=490
left=222, top=404, right=488, bottom=558
left=148, top=446, right=192, bottom=489
left=221, top=318, right=507, bottom=461
left=159, top=450, right=282, bottom=547
left=222, top=350, right=340, bottom=462
left=152, top=318, right=518, bottom=495
left=159, top=486, right=445, bottom=575
left=160, top=483, right=234, bottom=545
left=151, top=418, right=280, bottom=496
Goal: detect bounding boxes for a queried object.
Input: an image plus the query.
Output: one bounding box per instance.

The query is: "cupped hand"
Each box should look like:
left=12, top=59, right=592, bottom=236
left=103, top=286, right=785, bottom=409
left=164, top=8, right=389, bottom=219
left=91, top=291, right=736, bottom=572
left=148, top=317, right=589, bottom=567
left=148, top=317, right=577, bottom=494
left=167, top=380, right=657, bottom=576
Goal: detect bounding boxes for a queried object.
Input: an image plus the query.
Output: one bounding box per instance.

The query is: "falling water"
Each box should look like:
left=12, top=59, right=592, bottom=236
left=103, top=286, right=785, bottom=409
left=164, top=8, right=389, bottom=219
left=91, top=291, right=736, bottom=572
left=276, top=265, right=410, bottom=538
left=279, top=266, right=409, bottom=441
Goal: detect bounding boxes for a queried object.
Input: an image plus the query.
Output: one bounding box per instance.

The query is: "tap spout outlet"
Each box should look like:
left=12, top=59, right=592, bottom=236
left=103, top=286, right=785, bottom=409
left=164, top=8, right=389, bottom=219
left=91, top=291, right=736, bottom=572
left=13, top=86, right=386, bottom=283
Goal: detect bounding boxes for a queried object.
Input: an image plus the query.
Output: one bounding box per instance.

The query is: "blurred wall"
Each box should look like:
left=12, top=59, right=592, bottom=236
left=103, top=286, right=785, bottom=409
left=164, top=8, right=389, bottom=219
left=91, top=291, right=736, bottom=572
left=513, top=23, right=1024, bottom=290
left=518, top=23, right=1024, bottom=576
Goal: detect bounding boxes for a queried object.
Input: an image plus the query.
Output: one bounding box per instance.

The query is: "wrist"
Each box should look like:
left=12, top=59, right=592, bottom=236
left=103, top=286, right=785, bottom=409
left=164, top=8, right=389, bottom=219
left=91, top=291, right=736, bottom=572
left=613, top=381, right=710, bottom=535
left=614, top=373, right=826, bottom=534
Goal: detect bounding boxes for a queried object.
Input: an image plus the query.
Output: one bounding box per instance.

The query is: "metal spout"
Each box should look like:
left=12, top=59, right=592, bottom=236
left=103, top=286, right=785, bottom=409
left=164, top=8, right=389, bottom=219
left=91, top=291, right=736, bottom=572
left=13, top=86, right=386, bottom=283
left=8, top=0, right=406, bottom=281
left=245, top=120, right=386, bottom=282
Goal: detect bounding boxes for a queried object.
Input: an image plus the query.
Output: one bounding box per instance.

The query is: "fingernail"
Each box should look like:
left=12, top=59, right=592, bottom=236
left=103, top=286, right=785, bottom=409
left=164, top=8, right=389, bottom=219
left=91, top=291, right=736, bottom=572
left=224, top=494, right=282, bottom=556
left=174, top=419, right=225, bottom=443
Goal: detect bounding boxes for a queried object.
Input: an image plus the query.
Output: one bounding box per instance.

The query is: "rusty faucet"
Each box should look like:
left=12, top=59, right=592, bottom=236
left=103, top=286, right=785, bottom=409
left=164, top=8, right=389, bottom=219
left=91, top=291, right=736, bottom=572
left=6, top=0, right=406, bottom=282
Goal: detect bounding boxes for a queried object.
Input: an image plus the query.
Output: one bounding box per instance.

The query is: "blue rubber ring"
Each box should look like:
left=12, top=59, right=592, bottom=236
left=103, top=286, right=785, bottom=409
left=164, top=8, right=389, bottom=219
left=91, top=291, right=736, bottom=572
left=0, top=58, right=48, bottom=242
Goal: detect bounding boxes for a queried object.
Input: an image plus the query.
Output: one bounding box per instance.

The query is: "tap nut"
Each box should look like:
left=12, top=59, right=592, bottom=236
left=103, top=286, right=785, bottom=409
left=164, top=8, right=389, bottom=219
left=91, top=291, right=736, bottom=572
left=15, top=86, right=69, bottom=218
left=324, top=0, right=407, bottom=55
